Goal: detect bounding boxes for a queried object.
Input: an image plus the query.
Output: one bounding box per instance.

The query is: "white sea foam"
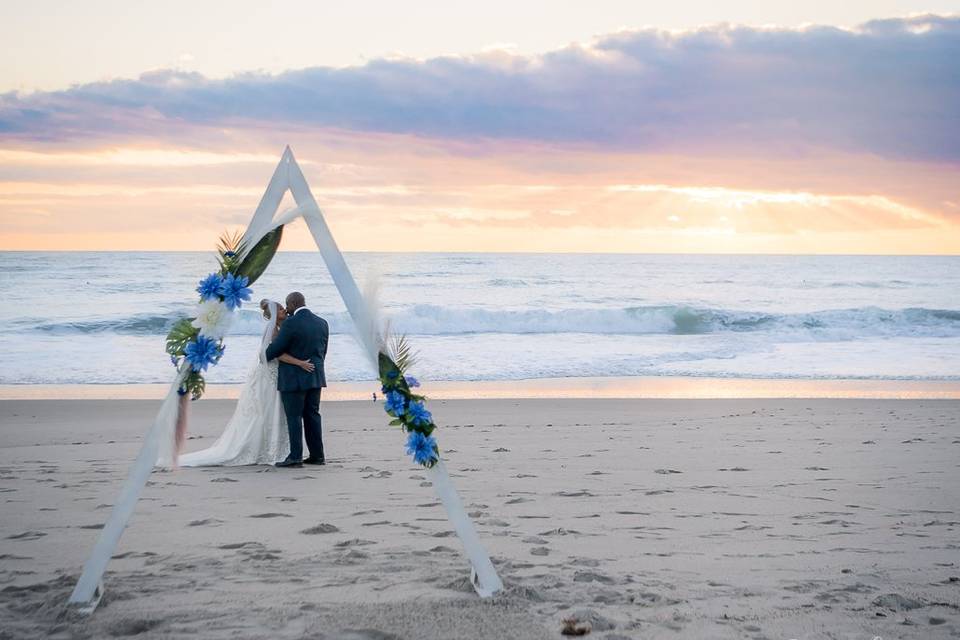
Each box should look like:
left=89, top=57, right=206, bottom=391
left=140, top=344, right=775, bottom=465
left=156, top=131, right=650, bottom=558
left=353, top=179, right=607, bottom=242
left=1, top=252, right=958, bottom=383
left=28, top=305, right=960, bottom=340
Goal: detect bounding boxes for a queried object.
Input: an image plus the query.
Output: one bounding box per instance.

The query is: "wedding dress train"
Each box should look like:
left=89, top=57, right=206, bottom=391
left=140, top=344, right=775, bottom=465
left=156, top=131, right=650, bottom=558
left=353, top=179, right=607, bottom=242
left=180, top=301, right=300, bottom=466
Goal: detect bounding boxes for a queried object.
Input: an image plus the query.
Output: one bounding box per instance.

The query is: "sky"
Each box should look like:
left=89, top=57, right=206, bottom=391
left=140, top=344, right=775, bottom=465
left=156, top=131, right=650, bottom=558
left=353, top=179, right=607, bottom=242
left=1, top=1, right=959, bottom=253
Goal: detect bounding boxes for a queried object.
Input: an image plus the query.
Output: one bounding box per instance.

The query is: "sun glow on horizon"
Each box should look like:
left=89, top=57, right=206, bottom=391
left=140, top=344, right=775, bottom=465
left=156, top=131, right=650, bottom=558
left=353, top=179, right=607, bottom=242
left=1, top=142, right=957, bottom=255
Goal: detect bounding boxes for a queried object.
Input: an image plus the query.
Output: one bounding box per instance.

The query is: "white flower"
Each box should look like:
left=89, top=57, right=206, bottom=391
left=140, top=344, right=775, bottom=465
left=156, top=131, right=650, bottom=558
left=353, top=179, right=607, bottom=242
left=192, top=299, right=233, bottom=339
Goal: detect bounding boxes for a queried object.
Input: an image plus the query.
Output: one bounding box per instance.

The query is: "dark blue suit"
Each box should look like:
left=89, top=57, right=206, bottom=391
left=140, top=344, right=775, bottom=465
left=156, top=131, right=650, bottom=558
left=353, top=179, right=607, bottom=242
left=265, top=308, right=329, bottom=462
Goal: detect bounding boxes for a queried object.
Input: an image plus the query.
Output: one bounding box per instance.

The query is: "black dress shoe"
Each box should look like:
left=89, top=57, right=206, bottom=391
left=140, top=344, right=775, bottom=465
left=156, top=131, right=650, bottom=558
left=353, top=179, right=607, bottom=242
left=275, top=459, right=303, bottom=468
left=303, top=457, right=325, bottom=465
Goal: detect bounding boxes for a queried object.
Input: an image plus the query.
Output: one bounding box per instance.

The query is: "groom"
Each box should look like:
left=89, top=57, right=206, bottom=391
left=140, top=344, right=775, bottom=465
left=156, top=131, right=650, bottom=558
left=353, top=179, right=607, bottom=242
left=265, top=292, right=329, bottom=468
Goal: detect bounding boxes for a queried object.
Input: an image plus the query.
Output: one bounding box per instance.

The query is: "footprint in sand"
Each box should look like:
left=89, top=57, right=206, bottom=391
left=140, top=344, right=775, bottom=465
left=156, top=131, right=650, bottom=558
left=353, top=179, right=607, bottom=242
left=335, top=549, right=370, bottom=564
left=210, top=477, right=238, bottom=483
left=632, top=591, right=683, bottom=606
left=571, top=557, right=601, bottom=567
left=111, top=551, right=157, bottom=559
left=573, top=570, right=615, bottom=584
left=539, top=527, right=580, bottom=537
left=554, top=490, right=594, bottom=497
left=218, top=541, right=264, bottom=550
left=334, top=538, right=377, bottom=548
left=188, top=518, right=224, bottom=527
left=107, top=618, right=164, bottom=636
left=248, top=512, right=293, bottom=518
left=7, top=531, right=46, bottom=540
left=300, top=523, right=340, bottom=534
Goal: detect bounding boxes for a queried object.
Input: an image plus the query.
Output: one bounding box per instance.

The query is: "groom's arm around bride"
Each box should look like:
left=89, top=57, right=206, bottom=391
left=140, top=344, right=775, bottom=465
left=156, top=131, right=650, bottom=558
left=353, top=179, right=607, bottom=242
left=265, top=292, right=329, bottom=466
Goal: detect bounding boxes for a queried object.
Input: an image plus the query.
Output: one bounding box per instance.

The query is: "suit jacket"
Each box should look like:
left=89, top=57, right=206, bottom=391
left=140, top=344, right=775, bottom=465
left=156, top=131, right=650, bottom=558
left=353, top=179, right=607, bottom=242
left=265, top=308, right=329, bottom=392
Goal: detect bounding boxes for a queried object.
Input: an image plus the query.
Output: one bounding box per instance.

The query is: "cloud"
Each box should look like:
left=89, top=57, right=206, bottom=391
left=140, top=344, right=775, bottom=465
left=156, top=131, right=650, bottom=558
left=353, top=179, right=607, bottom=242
left=1, top=15, right=958, bottom=161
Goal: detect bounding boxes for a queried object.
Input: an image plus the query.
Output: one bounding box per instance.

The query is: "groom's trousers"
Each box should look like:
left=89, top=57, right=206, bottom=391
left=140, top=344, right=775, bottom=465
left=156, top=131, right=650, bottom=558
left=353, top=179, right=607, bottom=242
left=280, top=388, right=324, bottom=462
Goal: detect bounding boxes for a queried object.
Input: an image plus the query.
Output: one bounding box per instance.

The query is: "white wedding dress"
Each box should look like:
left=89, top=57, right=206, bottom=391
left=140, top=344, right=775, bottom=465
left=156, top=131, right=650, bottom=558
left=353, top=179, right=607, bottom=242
left=180, top=301, right=300, bottom=466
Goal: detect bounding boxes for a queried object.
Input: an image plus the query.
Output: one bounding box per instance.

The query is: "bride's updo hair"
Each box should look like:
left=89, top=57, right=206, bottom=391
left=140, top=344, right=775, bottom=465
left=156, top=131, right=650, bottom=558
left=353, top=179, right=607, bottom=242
left=259, top=298, right=273, bottom=321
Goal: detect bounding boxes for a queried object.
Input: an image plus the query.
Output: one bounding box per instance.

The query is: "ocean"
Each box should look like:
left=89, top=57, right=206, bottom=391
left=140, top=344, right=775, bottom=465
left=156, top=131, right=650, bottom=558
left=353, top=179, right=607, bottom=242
left=1, top=252, right=958, bottom=386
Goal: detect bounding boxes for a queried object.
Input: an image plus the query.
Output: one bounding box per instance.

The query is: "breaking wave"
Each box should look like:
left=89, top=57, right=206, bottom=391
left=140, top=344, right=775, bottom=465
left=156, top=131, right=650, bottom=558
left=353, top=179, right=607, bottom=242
left=29, top=305, right=960, bottom=340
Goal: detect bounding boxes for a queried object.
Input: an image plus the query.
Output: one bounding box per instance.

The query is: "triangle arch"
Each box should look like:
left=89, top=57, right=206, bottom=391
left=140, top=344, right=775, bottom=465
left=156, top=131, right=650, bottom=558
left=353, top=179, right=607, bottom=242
left=67, top=148, right=503, bottom=614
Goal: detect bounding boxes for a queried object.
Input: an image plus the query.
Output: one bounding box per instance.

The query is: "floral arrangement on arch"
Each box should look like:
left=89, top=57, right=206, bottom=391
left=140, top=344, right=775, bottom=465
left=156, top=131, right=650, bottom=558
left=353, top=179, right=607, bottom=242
left=165, top=229, right=282, bottom=400
left=378, top=337, right=439, bottom=468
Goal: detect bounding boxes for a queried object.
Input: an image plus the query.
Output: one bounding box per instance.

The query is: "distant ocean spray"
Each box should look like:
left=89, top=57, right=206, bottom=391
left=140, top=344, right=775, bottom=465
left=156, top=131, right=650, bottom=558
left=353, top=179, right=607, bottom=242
left=1, top=252, right=958, bottom=384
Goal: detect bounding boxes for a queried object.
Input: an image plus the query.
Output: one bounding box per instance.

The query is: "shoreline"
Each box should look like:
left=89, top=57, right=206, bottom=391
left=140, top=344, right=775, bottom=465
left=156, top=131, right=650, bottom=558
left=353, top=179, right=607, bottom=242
left=1, top=375, right=959, bottom=400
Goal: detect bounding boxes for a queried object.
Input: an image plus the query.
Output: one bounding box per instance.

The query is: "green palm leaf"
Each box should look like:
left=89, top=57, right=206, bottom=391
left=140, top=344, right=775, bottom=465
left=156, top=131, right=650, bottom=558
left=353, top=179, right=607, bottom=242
left=216, top=230, right=246, bottom=273
left=389, top=334, right=417, bottom=372
left=183, top=371, right=206, bottom=401
left=165, top=318, right=199, bottom=357
left=236, top=226, right=283, bottom=286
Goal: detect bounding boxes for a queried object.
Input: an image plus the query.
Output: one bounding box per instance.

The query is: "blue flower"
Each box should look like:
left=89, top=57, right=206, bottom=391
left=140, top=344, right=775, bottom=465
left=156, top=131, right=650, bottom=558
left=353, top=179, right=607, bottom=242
left=404, top=375, right=420, bottom=388
left=177, top=386, right=188, bottom=396
left=405, top=431, right=437, bottom=466
left=184, top=335, right=224, bottom=372
left=196, top=273, right=223, bottom=301
left=406, top=400, right=432, bottom=426
left=384, top=391, right=406, bottom=415
left=218, top=273, right=252, bottom=310
left=386, top=369, right=399, bottom=380
left=224, top=250, right=236, bottom=258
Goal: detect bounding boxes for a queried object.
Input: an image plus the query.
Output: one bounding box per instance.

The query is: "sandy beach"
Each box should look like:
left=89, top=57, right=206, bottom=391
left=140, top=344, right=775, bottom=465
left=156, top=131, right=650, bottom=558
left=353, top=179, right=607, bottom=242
left=1, top=398, right=958, bottom=639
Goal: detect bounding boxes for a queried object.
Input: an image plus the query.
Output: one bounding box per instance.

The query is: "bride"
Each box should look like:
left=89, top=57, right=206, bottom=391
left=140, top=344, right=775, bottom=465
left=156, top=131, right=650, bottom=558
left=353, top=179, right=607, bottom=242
left=179, top=299, right=312, bottom=466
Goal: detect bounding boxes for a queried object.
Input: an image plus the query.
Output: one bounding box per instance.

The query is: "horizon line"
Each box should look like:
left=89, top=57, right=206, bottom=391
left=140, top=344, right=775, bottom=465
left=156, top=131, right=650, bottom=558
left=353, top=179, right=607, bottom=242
left=1, top=249, right=957, bottom=258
